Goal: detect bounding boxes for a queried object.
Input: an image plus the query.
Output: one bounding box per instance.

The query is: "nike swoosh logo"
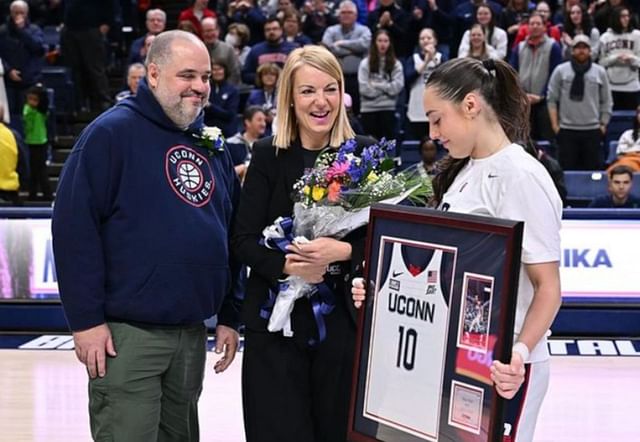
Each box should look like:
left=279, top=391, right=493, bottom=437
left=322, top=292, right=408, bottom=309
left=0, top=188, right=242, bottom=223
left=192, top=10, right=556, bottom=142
left=392, top=271, right=404, bottom=277
left=488, top=174, right=499, bottom=178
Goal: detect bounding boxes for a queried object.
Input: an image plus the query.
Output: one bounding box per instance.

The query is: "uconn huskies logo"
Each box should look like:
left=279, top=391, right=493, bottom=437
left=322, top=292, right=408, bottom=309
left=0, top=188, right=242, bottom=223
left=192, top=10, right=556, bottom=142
left=165, top=145, right=214, bottom=207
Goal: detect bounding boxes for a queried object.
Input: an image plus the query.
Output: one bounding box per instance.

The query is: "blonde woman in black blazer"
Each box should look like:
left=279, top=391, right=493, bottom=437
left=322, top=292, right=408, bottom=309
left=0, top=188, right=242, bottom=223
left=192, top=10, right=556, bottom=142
left=232, top=45, right=374, bottom=442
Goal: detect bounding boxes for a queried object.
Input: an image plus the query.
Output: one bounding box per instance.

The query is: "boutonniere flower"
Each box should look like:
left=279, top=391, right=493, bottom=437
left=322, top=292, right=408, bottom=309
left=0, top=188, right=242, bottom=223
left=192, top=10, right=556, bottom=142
left=193, top=126, right=225, bottom=157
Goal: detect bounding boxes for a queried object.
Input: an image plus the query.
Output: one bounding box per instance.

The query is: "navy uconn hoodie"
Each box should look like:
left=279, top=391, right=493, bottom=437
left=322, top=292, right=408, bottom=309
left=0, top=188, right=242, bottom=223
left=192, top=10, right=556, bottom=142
left=52, top=78, right=241, bottom=331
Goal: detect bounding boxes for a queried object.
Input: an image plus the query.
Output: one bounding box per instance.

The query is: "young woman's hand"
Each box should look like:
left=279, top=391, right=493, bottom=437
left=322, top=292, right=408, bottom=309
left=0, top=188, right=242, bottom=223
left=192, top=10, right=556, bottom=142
left=490, top=351, right=525, bottom=399
left=351, top=277, right=366, bottom=308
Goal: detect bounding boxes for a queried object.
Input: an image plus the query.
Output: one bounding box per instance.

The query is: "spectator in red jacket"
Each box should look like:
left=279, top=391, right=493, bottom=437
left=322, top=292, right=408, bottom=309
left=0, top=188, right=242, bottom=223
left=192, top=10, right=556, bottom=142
left=178, top=0, right=216, bottom=38
left=512, top=1, right=561, bottom=47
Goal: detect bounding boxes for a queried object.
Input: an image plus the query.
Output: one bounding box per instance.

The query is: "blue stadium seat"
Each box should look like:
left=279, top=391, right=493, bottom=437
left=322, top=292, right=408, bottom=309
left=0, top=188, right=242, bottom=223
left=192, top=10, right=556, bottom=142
left=535, top=139, right=551, bottom=153
left=607, top=140, right=618, bottom=165
left=564, top=171, right=609, bottom=206
left=46, top=88, right=56, bottom=142
left=41, top=66, right=74, bottom=133
left=42, top=25, right=60, bottom=52
left=565, top=171, right=640, bottom=206
left=605, top=110, right=635, bottom=149
left=41, top=66, right=74, bottom=113
left=398, top=139, right=420, bottom=169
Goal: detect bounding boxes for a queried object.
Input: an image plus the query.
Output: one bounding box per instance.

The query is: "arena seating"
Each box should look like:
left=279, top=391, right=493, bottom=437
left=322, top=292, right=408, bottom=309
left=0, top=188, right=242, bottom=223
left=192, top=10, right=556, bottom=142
left=605, top=110, right=635, bottom=151
left=564, top=171, right=640, bottom=206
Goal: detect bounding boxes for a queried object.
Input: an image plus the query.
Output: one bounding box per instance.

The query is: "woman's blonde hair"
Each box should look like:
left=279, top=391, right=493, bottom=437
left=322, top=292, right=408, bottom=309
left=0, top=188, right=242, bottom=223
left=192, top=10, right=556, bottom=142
left=273, top=45, right=354, bottom=149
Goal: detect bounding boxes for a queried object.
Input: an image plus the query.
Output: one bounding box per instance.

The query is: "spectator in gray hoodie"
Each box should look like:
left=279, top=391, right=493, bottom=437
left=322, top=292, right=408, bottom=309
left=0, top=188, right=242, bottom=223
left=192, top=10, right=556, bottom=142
left=547, top=34, right=613, bottom=170
left=358, top=28, right=404, bottom=141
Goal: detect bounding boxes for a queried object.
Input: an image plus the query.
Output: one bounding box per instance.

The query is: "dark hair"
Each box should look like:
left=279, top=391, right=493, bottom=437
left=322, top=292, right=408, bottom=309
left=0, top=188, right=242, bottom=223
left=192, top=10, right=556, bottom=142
left=611, top=7, right=633, bottom=33
left=211, top=58, right=229, bottom=82
left=527, top=11, right=546, bottom=26
left=264, top=16, right=282, bottom=29
left=243, top=105, right=266, bottom=122
left=474, top=4, right=496, bottom=43
left=563, top=3, right=594, bottom=37
left=426, top=58, right=530, bottom=205
left=26, top=83, right=49, bottom=114
left=419, top=135, right=437, bottom=152
left=368, top=29, right=397, bottom=76
left=609, top=165, right=634, bottom=180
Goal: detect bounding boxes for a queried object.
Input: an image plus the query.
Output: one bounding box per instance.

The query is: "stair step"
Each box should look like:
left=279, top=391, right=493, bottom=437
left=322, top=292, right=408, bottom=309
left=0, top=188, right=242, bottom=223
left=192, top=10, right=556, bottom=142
left=52, top=148, right=71, bottom=163
left=54, top=135, right=75, bottom=149
left=48, top=162, right=64, bottom=176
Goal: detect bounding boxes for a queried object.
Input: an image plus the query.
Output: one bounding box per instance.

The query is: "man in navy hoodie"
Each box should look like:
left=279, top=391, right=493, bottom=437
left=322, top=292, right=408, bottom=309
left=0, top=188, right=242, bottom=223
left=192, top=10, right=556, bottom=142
left=52, top=30, right=241, bottom=441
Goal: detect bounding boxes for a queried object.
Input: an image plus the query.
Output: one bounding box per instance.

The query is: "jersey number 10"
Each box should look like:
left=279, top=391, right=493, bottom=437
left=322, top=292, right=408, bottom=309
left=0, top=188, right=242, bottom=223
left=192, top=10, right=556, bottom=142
left=396, top=325, right=417, bottom=370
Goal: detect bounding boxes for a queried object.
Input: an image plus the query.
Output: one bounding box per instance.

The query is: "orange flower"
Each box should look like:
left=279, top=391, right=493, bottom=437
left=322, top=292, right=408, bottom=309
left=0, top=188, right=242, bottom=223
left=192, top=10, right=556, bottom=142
left=327, top=181, right=342, bottom=203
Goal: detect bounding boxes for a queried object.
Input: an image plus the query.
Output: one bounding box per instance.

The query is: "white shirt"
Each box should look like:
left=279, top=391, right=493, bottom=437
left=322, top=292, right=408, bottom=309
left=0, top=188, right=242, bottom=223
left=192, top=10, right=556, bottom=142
left=440, top=144, right=562, bottom=362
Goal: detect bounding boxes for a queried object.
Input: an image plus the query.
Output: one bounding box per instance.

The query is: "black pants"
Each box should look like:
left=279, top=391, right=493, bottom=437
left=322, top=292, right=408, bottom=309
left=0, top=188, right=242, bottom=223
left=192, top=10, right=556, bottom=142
left=28, top=143, right=52, bottom=199
left=61, top=27, right=111, bottom=111
left=242, top=303, right=356, bottom=442
left=557, top=128, right=603, bottom=170
left=612, top=90, right=639, bottom=111
left=360, top=110, right=396, bottom=142
left=530, top=101, right=555, bottom=143
left=344, top=73, right=360, bottom=116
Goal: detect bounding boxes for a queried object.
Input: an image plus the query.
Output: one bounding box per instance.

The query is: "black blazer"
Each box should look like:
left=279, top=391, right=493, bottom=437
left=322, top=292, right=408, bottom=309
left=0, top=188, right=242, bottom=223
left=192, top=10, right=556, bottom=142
left=231, top=135, right=373, bottom=340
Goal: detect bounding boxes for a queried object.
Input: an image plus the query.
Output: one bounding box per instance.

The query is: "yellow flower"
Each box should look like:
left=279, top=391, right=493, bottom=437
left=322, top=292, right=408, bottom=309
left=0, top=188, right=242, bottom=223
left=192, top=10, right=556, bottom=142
left=312, top=186, right=326, bottom=201
left=367, top=171, right=379, bottom=183
left=303, top=185, right=311, bottom=195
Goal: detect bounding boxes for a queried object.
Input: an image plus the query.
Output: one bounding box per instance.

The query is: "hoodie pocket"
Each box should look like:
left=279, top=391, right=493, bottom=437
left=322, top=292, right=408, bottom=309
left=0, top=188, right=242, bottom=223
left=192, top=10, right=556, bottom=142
left=117, top=263, right=231, bottom=324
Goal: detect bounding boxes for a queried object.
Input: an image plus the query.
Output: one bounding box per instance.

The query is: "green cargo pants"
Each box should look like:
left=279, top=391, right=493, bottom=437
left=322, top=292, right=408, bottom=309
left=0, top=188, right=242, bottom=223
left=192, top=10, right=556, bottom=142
left=88, top=321, right=207, bottom=441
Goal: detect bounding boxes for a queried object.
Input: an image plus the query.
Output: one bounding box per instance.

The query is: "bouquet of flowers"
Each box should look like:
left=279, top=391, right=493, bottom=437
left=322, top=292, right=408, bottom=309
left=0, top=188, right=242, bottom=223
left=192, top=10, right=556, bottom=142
left=261, top=138, right=433, bottom=341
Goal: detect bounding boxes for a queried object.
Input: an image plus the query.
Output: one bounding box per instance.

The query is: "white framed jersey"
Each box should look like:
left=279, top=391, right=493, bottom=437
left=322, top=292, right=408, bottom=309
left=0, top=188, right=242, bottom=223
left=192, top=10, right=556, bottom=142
left=364, top=236, right=458, bottom=441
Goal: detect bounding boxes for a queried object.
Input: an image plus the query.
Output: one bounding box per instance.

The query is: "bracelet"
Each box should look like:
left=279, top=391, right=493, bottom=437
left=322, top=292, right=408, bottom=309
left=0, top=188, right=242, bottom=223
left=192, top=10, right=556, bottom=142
left=512, top=341, right=530, bottom=362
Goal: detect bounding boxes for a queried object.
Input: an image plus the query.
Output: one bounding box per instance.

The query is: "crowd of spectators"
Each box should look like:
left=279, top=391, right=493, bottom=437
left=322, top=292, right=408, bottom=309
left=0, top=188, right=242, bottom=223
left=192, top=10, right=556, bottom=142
left=1, top=0, right=640, bottom=206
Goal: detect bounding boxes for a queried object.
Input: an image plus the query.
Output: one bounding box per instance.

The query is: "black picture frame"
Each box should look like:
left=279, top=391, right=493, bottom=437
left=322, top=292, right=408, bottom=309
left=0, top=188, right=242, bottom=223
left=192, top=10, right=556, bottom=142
left=348, top=204, right=524, bottom=442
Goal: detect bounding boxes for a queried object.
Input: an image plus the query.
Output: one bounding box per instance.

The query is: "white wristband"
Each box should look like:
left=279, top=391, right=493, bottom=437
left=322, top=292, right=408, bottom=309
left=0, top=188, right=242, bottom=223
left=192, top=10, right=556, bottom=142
left=512, top=342, right=530, bottom=362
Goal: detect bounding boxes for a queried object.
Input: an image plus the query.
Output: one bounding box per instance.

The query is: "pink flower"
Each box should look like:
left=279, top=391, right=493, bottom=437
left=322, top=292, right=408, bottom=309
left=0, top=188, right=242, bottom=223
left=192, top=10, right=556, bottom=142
left=325, top=161, right=350, bottom=181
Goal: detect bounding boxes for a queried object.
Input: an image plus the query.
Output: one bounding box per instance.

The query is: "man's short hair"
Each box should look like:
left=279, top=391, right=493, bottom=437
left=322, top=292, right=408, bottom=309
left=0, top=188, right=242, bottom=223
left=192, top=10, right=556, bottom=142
left=10, top=0, right=28, bottom=13
left=145, top=30, right=206, bottom=68
left=339, top=0, right=357, bottom=12
left=609, top=165, right=634, bottom=180
left=128, top=62, right=146, bottom=76
left=264, top=16, right=282, bottom=28
left=147, top=8, right=167, bottom=21
left=243, top=105, right=266, bottom=122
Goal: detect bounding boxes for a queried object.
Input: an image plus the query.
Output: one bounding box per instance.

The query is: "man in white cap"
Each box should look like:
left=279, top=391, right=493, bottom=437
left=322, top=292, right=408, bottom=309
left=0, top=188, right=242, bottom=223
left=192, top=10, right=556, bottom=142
left=547, top=34, right=613, bottom=170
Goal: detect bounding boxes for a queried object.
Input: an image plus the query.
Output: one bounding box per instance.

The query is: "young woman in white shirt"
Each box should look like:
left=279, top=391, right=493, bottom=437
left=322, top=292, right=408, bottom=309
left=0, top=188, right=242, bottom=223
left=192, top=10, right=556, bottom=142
left=353, top=57, right=562, bottom=442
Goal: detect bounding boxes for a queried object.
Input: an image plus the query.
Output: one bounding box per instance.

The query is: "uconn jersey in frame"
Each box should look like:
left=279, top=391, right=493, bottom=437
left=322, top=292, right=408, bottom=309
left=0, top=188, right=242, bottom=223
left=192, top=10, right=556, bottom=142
left=364, top=236, right=457, bottom=441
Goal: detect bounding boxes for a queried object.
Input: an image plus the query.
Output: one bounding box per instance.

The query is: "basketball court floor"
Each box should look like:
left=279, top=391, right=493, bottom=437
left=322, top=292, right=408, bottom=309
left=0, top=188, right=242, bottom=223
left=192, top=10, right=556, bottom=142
left=1, top=338, right=639, bottom=441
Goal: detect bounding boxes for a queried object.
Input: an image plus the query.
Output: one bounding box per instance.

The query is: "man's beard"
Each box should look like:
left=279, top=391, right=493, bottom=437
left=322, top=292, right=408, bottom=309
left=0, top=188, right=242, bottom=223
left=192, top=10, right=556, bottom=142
left=155, top=88, right=208, bottom=129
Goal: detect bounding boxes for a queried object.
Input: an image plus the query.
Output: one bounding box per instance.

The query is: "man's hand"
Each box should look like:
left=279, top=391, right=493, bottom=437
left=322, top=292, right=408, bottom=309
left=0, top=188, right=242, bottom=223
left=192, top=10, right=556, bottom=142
left=13, top=14, right=26, bottom=29
left=99, top=24, right=109, bottom=35
left=213, top=325, right=239, bottom=373
left=9, top=69, right=22, bottom=82
left=526, top=93, right=542, bottom=105
left=72, top=323, right=117, bottom=379
left=379, top=11, right=392, bottom=27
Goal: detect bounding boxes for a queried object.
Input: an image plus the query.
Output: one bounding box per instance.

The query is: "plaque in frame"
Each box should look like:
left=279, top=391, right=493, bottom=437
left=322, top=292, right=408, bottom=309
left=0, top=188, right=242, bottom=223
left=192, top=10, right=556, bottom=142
left=348, top=204, right=524, bottom=442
